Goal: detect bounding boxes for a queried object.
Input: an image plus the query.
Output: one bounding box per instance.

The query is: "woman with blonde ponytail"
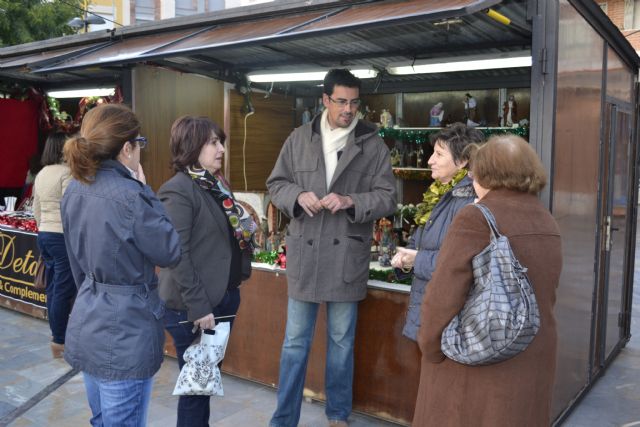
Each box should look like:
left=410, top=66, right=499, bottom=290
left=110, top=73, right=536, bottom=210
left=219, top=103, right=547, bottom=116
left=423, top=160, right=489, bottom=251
left=60, top=104, right=181, bottom=427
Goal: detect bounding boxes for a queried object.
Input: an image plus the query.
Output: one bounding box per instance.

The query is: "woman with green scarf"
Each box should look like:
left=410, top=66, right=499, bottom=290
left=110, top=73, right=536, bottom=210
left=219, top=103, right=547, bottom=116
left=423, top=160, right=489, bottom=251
left=391, top=123, right=484, bottom=341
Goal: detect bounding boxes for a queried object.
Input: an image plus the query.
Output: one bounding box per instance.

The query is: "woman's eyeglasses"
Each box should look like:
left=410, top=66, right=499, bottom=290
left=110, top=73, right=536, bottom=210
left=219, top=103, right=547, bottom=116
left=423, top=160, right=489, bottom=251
left=133, top=136, right=148, bottom=149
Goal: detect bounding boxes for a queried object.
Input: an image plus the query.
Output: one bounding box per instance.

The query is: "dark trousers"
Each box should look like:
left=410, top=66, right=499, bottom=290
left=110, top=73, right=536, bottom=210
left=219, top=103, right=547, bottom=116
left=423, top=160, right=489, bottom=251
left=163, top=288, right=241, bottom=427
left=37, top=232, right=77, bottom=344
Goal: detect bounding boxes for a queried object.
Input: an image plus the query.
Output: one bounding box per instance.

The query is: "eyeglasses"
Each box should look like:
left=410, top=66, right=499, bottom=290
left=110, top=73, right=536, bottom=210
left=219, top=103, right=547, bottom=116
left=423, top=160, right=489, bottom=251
left=133, top=136, right=148, bottom=149
left=328, top=96, right=361, bottom=108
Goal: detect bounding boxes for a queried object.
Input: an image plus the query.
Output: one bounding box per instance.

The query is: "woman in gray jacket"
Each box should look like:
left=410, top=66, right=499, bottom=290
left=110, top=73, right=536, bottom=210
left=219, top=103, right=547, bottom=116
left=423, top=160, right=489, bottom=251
left=61, top=104, right=181, bottom=427
left=392, top=123, right=483, bottom=341
left=158, top=116, right=255, bottom=427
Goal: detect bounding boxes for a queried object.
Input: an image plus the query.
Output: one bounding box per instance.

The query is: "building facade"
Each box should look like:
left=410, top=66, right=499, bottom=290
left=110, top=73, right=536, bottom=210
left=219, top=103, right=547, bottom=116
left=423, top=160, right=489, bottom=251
left=87, top=0, right=274, bottom=29
left=600, top=0, right=640, bottom=51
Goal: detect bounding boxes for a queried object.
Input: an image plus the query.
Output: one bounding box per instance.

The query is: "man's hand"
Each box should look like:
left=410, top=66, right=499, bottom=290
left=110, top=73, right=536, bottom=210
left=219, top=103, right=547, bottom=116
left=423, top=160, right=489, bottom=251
left=297, top=191, right=323, bottom=217
left=320, top=193, right=354, bottom=214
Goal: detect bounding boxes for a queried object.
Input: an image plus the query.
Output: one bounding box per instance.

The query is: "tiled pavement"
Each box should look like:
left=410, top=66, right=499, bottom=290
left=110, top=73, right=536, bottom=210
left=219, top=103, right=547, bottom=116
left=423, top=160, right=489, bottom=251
left=1, top=243, right=640, bottom=426
left=0, top=306, right=398, bottom=427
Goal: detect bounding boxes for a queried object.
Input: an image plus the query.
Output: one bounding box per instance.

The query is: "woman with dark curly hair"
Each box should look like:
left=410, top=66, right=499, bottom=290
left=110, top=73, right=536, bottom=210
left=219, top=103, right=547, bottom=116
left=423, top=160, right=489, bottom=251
left=392, top=123, right=484, bottom=342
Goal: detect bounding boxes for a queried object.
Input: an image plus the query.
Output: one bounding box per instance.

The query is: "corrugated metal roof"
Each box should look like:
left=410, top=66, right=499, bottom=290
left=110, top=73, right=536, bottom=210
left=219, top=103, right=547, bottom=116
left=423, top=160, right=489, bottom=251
left=0, top=0, right=536, bottom=91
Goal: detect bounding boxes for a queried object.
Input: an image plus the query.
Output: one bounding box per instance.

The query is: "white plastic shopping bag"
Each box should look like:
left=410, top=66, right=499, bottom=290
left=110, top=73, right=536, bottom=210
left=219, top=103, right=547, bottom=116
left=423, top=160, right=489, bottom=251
left=173, top=321, right=231, bottom=396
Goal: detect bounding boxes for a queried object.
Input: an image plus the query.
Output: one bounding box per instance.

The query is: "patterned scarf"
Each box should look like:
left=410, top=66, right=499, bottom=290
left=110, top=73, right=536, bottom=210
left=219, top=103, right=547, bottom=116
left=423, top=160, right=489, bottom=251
left=415, top=169, right=468, bottom=226
left=186, top=167, right=257, bottom=251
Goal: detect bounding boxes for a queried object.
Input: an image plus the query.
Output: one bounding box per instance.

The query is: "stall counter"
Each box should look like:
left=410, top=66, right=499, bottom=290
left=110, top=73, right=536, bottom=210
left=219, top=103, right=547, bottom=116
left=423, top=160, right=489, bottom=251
left=165, top=263, right=419, bottom=425
left=0, top=225, right=46, bottom=319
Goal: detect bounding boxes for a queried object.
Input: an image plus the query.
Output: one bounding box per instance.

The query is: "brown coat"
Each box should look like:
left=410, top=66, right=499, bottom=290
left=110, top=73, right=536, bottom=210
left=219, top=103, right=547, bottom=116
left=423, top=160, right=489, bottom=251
left=413, top=189, right=562, bottom=427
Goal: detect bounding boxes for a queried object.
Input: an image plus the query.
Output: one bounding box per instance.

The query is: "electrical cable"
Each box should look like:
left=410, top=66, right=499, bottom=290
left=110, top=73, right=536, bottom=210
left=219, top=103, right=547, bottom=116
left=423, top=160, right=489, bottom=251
left=243, top=110, right=255, bottom=191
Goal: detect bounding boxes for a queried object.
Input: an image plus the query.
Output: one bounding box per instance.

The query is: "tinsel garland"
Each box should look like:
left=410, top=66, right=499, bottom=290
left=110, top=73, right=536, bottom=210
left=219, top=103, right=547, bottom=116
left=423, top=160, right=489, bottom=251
left=379, top=126, right=529, bottom=143
left=392, top=168, right=431, bottom=180
left=369, top=269, right=412, bottom=285
left=253, top=251, right=410, bottom=285
left=253, top=250, right=279, bottom=265
left=414, top=168, right=468, bottom=226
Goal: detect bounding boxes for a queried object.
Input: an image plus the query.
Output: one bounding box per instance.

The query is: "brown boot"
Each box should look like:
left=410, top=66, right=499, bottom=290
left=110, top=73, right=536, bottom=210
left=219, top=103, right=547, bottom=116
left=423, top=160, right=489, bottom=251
left=50, top=342, right=64, bottom=358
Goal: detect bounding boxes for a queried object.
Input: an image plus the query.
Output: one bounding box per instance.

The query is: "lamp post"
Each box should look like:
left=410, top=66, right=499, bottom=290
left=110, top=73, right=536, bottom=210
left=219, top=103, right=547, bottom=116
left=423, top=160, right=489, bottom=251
left=67, top=1, right=106, bottom=33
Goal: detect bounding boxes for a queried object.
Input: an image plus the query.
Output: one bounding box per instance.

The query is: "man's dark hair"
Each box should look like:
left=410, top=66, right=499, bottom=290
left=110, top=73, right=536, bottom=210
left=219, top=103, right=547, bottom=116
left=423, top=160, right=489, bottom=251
left=41, top=132, right=68, bottom=166
left=430, top=122, right=484, bottom=164
left=323, top=69, right=361, bottom=96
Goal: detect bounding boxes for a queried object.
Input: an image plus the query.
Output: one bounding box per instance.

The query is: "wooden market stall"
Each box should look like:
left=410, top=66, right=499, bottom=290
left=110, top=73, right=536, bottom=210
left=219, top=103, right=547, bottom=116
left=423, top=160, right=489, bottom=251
left=0, top=1, right=638, bottom=425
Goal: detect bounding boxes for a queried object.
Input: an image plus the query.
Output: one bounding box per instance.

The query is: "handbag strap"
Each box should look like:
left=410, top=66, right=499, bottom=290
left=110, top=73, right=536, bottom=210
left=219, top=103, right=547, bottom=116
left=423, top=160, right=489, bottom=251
left=472, top=203, right=501, bottom=240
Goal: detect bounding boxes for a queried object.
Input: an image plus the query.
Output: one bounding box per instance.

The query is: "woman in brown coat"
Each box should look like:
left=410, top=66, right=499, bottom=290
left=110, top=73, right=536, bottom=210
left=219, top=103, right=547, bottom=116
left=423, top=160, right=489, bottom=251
left=413, top=134, right=562, bottom=427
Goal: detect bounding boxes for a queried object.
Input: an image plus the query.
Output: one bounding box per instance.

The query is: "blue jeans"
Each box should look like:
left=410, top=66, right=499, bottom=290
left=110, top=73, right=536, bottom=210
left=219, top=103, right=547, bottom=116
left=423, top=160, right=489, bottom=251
left=270, top=298, right=358, bottom=427
left=83, top=372, right=153, bottom=427
left=37, top=232, right=77, bottom=344
left=163, top=288, right=241, bottom=427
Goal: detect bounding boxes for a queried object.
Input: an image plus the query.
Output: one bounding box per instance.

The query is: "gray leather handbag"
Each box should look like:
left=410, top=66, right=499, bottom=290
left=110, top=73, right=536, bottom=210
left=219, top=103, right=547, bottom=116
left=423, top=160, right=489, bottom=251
left=440, top=203, right=540, bottom=365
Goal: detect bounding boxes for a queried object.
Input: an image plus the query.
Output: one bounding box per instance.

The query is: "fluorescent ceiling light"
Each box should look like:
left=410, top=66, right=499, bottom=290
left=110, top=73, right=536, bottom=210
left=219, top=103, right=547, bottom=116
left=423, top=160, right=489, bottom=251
left=47, top=88, right=115, bottom=98
left=387, top=51, right=532, bottom=75
left=247, top=67, right=377, bottom=83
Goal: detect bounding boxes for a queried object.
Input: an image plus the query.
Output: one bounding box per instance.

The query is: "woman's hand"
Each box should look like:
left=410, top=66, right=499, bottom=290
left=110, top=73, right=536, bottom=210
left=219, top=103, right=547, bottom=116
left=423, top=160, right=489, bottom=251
left=137, top=164, right=147, bottom=184
left=392, top=247, right=418, bottom=270
left=193, top=313, right=215, bottom=331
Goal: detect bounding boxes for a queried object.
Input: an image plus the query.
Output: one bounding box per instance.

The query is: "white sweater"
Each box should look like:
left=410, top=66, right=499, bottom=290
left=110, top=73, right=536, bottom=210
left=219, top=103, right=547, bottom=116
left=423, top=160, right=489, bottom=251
left=33, top=164, right=72, bottom=234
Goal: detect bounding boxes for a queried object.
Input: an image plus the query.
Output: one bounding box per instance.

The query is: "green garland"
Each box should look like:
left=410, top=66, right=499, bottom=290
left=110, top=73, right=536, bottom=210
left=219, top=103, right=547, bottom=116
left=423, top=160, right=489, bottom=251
left=253, top=250, right=279, bottom=264
left=392, top=168, right=431, bottom=180
left=254, top=252, right=411, bottom=285
left=369, top=269, right=412, bottom=285
left=379, top=126, right=529, bottom=143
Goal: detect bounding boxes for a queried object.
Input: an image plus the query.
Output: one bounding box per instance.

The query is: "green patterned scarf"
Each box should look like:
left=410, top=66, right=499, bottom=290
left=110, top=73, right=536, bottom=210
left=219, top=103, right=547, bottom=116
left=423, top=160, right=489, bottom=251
left=415, top=169, right=468, bottom=226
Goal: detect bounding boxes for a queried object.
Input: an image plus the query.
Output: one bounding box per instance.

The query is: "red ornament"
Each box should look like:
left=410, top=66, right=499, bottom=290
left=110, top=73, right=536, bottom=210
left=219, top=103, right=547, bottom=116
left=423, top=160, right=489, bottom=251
left=276, top=253, right=286, bottom=269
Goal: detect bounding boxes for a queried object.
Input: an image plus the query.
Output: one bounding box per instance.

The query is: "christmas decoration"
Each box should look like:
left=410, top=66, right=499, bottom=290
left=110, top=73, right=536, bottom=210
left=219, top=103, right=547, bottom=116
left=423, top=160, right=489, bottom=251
left=0, top=212, right=38, bottom=232
left=379, top=126, right=529, bottom=143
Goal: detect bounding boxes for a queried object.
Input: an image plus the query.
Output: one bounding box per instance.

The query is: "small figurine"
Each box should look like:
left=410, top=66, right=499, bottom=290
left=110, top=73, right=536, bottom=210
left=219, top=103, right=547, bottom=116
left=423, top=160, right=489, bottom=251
left=390, top=147, right=402, bottom=166
left=429, top=102, right=444, bottom=127
left=416, top=144, right=425, bottom=168
left=301, top=107, right=311, bottom=124
left=502, top=95, right=518, bottom=127
left=380, top=109, right=393, bottom=128
left=357, top=104, right=372, bottom=121
left=463, top=93, right=477, bottom=122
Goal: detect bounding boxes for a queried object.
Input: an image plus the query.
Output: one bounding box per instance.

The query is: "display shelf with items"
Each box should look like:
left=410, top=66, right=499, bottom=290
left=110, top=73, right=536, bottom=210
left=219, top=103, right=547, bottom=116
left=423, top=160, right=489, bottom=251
left=392, top=167, right=431, bottom=181
left=379, top=125, right=529, bottom=143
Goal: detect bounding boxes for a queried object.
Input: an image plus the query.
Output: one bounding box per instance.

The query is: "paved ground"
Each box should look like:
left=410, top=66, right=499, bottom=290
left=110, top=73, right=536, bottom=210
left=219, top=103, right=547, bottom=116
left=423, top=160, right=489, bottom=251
left=0, top=250, right=639, bottom=426
left=0, top=306, right=397, bottom=427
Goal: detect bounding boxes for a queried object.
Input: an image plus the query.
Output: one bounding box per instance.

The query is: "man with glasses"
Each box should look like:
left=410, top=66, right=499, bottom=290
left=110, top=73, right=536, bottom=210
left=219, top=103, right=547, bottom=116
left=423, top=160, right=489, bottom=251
left=267, top=69, right=396, bottom=427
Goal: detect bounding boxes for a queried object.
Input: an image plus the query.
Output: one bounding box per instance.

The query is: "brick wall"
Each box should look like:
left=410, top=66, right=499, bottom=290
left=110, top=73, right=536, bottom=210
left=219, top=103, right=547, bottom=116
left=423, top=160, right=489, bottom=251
left=602, top=0, right=640, bottom=51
